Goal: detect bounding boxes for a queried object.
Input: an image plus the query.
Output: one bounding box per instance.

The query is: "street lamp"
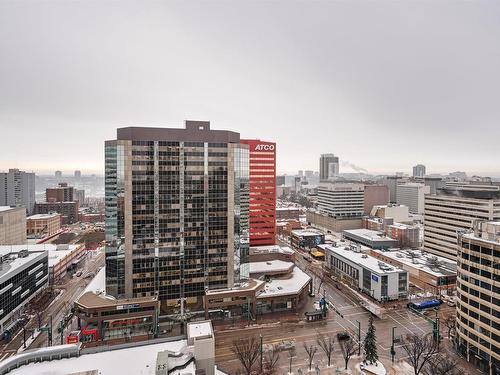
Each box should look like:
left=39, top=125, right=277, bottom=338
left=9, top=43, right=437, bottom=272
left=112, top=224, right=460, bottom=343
left=390, top=326, right=396, bottom=363
left=356, top=320, right=361, bottom=356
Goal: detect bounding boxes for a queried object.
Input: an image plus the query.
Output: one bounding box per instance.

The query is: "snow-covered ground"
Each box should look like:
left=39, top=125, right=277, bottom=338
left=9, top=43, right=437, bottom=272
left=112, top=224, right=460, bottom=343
left=9, top=340, right=195, bottom=375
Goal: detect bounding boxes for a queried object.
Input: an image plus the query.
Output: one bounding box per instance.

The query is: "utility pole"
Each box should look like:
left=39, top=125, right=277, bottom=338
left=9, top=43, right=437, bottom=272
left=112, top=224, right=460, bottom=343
left=356, top=320, right=361, bottom=356
left=49, top=315, right=53, bottom=346
left=391, top=326, right=396, bottom=363
left=260, top=334, right=263, bottom=372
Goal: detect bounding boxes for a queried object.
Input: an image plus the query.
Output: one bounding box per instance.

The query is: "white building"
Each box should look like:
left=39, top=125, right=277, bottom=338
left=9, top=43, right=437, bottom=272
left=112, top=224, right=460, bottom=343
left=320, top=242, right=408, bottom=302
left=396, top=183, right=430, bottom=214
left=412, top=164, right=426, bottom=178
left=424, top=189, right=500, bottom=259
left=317, top=183, right=365, bottom=218
left=370, top=204, right=412, bottom=223
left=0, top=169, right=36, bottom=215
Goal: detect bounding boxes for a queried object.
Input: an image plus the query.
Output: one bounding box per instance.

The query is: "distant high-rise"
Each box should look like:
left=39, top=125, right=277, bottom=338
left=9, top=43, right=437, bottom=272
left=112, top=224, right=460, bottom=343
left=46, top=182, right=74, bottom=202
left=396, top=183, right=430, bottom=214
left=105, top=121, right=250, bottom=312
left=55, top=170, right=62, bottom=179
left=0, top=169, right=36, bottom=215
left=319, top=154, right=339, bottom=181
left=74, top=170, right=81, bottom=179
left=412, top=164, right=426, bottom=177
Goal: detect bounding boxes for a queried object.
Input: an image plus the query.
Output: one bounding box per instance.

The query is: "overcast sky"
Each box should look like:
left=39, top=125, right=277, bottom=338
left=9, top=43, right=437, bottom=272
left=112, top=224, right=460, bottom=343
left=1, top=0, right=499, bottom=176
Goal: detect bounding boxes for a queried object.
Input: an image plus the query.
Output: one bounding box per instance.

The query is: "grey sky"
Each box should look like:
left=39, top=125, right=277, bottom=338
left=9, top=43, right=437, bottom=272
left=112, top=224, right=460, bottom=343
left=1, top=0, right=499, bottom=176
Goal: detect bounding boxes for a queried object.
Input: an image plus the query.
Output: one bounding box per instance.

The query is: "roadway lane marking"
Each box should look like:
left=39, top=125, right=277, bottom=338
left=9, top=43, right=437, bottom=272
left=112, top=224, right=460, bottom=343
left=0, top=352, right=10, bottom=361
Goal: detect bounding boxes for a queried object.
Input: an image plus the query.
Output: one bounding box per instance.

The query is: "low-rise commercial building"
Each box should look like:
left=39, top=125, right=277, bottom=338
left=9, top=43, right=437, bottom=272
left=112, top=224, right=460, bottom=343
left=370, top=249, right=456, bottom=295
left=72, top=267, right=160, bottom=346
left=249, top=245, right=295, bottom=263
left=35, top=201, right=79, bottom=225
left=320, top=242, right=408, bottom=302
left=276, top=207, right=301, bottom=221
left=26, top=213, right=61, bottom=238
left=0, top=206, right=26, bottom=245
left=456, top=221, right=500, bottom=374
left=290, top=229, right=325, bottom=250
left=306, top=210, right=362, bottom=233
left=342, top=229, right=399, bottom=250
left=0, top=248, right=49, bottom=332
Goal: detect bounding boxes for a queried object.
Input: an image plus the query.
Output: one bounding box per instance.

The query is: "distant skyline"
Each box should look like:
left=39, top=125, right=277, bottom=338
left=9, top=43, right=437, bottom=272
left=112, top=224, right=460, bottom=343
left=1, top=1, right=500, bottom=176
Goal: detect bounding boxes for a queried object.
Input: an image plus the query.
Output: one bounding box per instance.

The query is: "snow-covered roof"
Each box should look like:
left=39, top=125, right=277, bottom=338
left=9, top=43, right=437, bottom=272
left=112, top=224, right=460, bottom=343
left=320, top=244, right=404, bottom=275
left=250, top=244, right=294, bottom=255
left=80, top=266, right=106, bottom=296
left=257, top=266, right=310, bottom=298
left=0, top=248, right=46, bottom=283
left=249, top=260, right=294, bottom=275
left=187, top=321, right=213, bottom=340
left=8, top=340, right=195, bottom=375
left=371, top=249, right=456, bottom=277
left=0, top=244, right=83, bottom=268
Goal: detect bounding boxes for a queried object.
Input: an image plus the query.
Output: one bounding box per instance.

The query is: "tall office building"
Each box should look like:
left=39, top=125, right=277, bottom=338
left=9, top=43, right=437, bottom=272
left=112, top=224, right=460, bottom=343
left=55, top=170, right=62, bottom=179
left=412, top=164, right=426, bottom=178
left=319, top=154, right=339, bottom=181
left=0, top=169, right=36, bottom=215
left=105, top=121, right=250, bottom=312
left=240, top=139, right=276, bottom=247
left=396, top=183, right=430, bottom=214
left=74, top=170, right=81, bottom=179
left=456, top=221, right=500, bottom=374
left=385, top=175, right=404, bottom=203
left=424, top=187, right=500, bottom=259
left=317, top=183, right=365, bottom=218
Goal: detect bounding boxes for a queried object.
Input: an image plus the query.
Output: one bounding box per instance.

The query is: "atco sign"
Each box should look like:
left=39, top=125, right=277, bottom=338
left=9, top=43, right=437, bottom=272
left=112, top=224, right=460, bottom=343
left=254, top=144, right=275, bottom=151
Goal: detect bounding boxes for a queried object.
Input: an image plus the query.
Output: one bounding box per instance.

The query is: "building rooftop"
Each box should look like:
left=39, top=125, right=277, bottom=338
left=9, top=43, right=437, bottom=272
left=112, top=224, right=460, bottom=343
left=371, top=249, right=457, bottom=277
left=0, top=206, right=18, bottom=213
left=257, top=266, right=311, bottom=298
left=291, top=229, right=324, bottom=237
left=319, top=243, right=404, bottom=275
left=249, top=244, right=294, bottom=255
left=249, top=260, right=294, bottom=275
left=0, top=244, right=83, bottom=268
left=27, top=213, right=60, bottom=220
left=187, top=321, right=213, bottom=340
left=7, top=340, right=194, bottom=375
left=0, top=248, right=47, bottom=283
left=343, top=229, right=399, bottom=243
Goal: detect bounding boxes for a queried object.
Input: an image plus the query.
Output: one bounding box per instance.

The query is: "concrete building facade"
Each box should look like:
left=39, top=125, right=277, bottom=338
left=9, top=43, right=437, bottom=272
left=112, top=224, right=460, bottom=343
left=456, top=221, right=500, bottom=374
left=0, top=207, right=26, bottom=245
left=317, top=183, right=365, bottom=218
left=396, top=183, right=430, bottom=214
left=424, top=189, right=500, bottom=259
left=412, top=164, right=426, bottom=178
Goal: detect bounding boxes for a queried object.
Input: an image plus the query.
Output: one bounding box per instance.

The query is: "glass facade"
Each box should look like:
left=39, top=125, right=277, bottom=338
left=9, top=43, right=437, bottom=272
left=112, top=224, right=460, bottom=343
left=105, top=127, right=250, bottom=312
left=105, top=141, right=126, bottom=298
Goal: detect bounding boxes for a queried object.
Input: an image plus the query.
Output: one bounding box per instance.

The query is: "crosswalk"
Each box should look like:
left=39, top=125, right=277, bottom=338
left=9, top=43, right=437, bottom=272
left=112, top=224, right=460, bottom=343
left=0, top=350, right=16, bottom=362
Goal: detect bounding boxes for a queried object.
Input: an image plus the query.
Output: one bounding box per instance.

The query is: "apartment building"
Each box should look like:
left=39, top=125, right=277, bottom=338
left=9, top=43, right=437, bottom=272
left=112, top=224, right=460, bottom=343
left=456, top=221, right=500, bottom=374
left=424, top=188, right=500, bottom=260
left=0, top=169, right=36, bottom=215
left=104, top=121, right=250, bottom=312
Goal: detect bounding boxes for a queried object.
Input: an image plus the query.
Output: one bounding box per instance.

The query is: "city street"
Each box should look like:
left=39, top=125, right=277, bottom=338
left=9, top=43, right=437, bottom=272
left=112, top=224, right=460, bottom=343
left=0, top=248, right=105, bottom=361
left=214, top=245, right=437, bottom=374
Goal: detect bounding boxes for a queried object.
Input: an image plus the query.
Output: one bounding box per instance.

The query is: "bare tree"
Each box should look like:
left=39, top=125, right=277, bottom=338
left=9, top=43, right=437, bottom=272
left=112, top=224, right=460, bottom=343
left=443, top=314, right=456, bottom=339
left=339, top=338, right=357, bottom=370
left=263, top=345, right=280, bottom=375
left=423, top=352, right=459, bottom=375
left=303, top=343, right=318, bottom=371
left=316, top=332, right=335, bottom=367
left=401, top=334, right=439, bottom=375
left=231, top=336, right=261, bottom=375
